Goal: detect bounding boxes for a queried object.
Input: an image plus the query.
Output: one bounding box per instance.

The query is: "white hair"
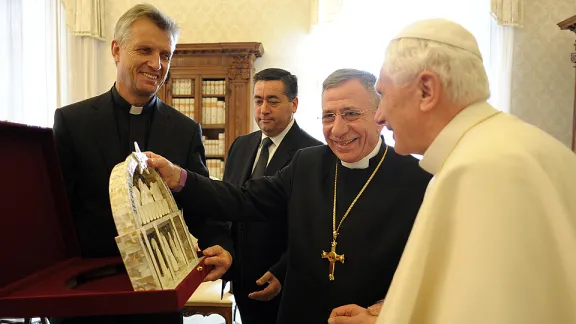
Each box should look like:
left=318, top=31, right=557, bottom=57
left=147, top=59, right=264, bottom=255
left=383, top=38, right=490, bottom=106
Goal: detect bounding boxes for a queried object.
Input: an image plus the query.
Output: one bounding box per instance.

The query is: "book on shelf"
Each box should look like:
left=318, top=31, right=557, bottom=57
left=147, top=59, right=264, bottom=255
left=173, top=98, right=195, bottom=120
left=202, top=80, right=225, bottom=96
left=201, top=133, right=225, bottom=156
left=173, top=79, right=193, bottom=96
left=201, top=98, right=225, bottom=124
left=206, top=159, right=225, bottom=180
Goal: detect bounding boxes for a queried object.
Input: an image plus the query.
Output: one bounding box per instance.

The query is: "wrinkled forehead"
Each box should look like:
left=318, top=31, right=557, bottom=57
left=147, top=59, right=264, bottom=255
left=321, top=97, right=376, bottom=114
left=321, top=79, right=377, bottom=111
left=127, top=20, right=175, bottom=51
left=322, top=98, right=357, bottom=112
left=375, top=69, right=396, bottom=90
left=376, top=65, right=392, bottom=81
left=254, top=80, right=286, bottom=97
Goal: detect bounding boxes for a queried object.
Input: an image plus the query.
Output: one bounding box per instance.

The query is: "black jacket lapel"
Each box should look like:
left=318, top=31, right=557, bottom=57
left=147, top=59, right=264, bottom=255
left=147, top=99, right=171, bottom=157
left=92, top=90, right=124, bottom=174
left=265, top=122, right=302, bottom=176
left=239, top=131, right=262, bottom=183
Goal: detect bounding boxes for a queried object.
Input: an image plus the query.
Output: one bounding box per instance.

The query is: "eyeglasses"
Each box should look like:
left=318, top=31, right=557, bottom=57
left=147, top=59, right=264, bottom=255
left=320, top=110, right=371, bottom=124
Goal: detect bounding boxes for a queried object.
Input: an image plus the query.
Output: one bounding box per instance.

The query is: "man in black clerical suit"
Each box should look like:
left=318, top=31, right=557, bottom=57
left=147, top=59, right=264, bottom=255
left=52, top=4, right=232, bottom=324
left=146, top=69, right=432, bottom=324
left=222, top=68, right=322, bottom=324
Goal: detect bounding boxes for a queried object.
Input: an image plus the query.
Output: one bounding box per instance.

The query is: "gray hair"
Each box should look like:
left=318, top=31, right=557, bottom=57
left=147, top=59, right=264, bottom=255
left=322, top=69, right=380, bottom=109
left=383, top=38, right=490, bottom=106
left=114, top=4, right=180, bottom=48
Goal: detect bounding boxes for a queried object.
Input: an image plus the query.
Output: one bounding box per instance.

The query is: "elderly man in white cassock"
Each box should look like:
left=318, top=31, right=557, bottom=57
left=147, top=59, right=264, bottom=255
left=329, top=18, right=576, bottom=324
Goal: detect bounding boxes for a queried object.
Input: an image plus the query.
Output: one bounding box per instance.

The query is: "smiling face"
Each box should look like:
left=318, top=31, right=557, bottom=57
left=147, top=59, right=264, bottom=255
left=322, top=79, right=383, bottom=163
left=253, top=80, right=297, bottom=137
left=112, top=18, right=174, bottom=105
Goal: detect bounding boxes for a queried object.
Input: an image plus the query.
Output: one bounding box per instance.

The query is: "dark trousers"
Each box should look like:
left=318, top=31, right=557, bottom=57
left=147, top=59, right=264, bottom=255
left=49, top=312, right=182, bottom=324
left=233, top=283, right=281, bottom=324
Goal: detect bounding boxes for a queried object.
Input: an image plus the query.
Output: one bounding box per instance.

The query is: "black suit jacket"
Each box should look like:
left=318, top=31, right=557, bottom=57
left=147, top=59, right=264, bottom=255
left=178, top=141, right=432, bottom=323
left=53, top=88, right=232, bottom=258
left=223, top=122, right=322, bottom=289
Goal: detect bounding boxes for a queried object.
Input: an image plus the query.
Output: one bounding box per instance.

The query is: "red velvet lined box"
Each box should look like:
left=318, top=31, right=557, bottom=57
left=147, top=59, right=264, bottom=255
left=0, top=122, right=208, bottom=318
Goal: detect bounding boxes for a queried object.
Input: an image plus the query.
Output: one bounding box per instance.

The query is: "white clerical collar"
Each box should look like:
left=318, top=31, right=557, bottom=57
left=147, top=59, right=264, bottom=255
left=420, top=101, right=500, bottom=175
left=341, top=137, right=383, bottom=169
left=260, top=117, right=295, bottom=147
left=130, top=106, right=144, bottom=115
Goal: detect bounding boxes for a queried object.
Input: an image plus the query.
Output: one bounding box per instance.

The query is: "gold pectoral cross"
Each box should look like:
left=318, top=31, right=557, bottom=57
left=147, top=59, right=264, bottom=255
left=321, top=240, right=345, bottom=281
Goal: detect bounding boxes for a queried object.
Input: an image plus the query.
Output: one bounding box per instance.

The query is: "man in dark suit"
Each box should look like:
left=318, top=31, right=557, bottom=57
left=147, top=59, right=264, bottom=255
left=146, top=69, right=433, bottom=323
left=223, top=68, right=322, bottom=324
left=52, top=4, right=232, bottom=324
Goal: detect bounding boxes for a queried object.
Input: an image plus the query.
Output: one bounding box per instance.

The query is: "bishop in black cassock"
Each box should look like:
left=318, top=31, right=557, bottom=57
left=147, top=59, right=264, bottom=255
left=149, top=135, right=430, bottom=323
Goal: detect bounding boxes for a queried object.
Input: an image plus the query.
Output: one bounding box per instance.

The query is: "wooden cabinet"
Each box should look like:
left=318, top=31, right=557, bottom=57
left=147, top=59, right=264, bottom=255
left=157, top=42, right=264, bottom=177
left=558, top=16, right=576, bottom=152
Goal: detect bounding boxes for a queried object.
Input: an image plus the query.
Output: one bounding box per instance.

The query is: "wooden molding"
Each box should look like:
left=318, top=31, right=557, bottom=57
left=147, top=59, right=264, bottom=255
left=558, top=15, right=576, bottom=33
left=228, top=55, right=255, bottom=80
left=174, top=42, right=264, bottom=57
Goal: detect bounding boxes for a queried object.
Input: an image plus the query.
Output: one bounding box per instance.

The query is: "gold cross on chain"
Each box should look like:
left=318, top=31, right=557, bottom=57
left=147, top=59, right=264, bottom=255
left=321, top=240, right=345, bottom=281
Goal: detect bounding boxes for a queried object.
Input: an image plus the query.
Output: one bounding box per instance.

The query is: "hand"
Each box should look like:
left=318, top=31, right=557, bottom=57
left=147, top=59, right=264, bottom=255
left=367, top=302, right=383, bottom=316
left=202, top=245, right=232, bottom=282
left=328, top=304, right=378, bottom=324
left=144, top=151, right=181, bottom=189
left=248, top=271, right=282, bottom=301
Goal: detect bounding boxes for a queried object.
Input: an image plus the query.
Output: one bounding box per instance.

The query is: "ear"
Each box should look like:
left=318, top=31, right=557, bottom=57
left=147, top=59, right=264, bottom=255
left=111, top=40, right=121, bottom=64
left=418, top=71, right=441, bottom=112
left=291, top=97, right=299, bottom=113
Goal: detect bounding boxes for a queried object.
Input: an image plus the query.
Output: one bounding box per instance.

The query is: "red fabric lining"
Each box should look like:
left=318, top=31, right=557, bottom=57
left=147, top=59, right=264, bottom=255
left=0, top=257, right=208, bottom=317
left=0, top=122, right=77, bottom=287
left=0, top=122, right=208, bottom=318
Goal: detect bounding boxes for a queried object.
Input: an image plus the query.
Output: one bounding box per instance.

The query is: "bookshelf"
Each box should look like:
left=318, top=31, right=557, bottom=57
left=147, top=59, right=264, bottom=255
left=157, top=42, right=264, bottom=178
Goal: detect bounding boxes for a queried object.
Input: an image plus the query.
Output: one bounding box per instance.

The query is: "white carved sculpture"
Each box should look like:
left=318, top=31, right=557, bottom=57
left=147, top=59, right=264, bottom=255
left=168, top=231, right=185, bottom=266
left=160, top=232, right=179, bottom=272
left=132, top=186, right=142, bottom=208
left=109, top=142, right=199, bottom=290
left=150, top=181, right=164, bottom=201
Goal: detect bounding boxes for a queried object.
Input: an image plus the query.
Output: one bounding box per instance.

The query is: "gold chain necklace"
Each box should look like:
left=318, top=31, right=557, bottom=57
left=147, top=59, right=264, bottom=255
left=321, top=144, right=388, bottom=281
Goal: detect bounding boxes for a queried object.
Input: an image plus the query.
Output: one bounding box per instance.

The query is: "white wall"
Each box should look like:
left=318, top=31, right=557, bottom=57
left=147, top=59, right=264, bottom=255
left=511, top=0, right=576, bottom=147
